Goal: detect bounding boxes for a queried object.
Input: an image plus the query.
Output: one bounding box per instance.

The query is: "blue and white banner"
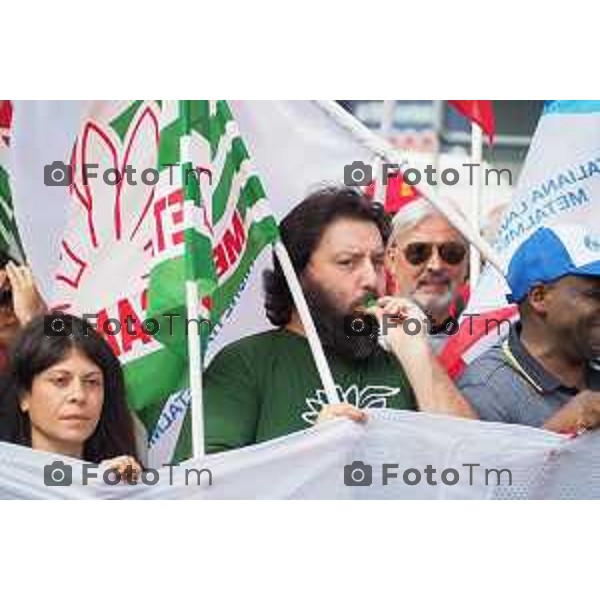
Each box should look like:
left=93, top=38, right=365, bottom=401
left=442, top=101, right=600, bottom=375
left=495, top=100, right=600, bottom=255
left=473, top=100, right=600, bottom=311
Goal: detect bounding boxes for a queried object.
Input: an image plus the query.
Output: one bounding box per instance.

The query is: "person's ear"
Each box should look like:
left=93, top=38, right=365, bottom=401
left=19, top=394, right=30, bottom=413
left=385, top=242, right=397, bottom=269
left=527, top=284, right=549, bottom=315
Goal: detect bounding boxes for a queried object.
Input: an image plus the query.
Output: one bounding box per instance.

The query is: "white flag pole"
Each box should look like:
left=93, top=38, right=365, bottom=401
left=180, top=103, right=205, bottom=460
left=374, top=100, right=396, bottom=204
left=187, top=280, right=205, bottom=459
left=274, top=241, right=339, bottom=405
left=314, top=100, right=506, bottom=275
left=469, top=122, right=483, bottom=286
left=380, top=100, right=395, bottom=138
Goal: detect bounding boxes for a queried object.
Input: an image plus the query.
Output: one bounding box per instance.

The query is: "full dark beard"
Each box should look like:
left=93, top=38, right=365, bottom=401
left=302, top=279, right=386, bottom=362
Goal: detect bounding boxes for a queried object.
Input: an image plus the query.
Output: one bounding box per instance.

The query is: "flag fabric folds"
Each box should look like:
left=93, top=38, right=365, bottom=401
left=0, top=100, right=25, bottom=259
left=448, top=100, right=495, bottom=142
left=147, top=100, right=279, bottom=355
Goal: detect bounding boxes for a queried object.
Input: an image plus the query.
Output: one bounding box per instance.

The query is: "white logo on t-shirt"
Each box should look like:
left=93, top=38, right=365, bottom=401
left=301, top=384, right=401, bottom=425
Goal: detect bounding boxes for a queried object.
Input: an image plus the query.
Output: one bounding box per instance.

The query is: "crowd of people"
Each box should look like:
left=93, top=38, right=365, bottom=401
left=1, top=184, right=600, bottom=467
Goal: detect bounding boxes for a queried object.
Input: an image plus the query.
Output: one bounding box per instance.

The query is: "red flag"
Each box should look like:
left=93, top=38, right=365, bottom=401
left=448, top=100, right=495, bottom=143
left=0, top=101, right=11, bottom=127
left=438, top=305, right=519, bottom=379
left=0, top=100, right=13, bottom=146
left=365, top=171, right=421, bottom=214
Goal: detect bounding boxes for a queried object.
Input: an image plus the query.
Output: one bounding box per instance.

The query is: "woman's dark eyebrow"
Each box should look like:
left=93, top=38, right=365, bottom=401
left=82, top=369, right=103, bottom=378
left=46, top=369, right=71, bottom=376
left=46, top=368, right=102, bottom=377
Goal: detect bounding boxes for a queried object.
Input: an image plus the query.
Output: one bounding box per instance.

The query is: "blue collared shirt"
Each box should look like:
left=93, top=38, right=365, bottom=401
left=457, top=323, right=600, bottom=427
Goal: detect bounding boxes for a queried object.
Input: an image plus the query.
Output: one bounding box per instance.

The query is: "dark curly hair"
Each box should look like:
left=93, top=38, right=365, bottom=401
left=1, top=313, right=139, bottom=463
left=264, top=186, right=391, bottom=326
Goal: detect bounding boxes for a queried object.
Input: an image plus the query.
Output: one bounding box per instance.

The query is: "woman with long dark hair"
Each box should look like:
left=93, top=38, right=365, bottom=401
left=1, top=313, right=141, bottom=477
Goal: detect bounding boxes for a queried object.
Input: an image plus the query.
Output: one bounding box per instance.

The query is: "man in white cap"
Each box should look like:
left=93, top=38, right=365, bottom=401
left=457, top=224, right=600, bottom=433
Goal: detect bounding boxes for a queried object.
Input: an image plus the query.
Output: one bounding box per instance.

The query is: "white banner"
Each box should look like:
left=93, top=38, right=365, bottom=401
left=1, top=410, right=598, bottom=500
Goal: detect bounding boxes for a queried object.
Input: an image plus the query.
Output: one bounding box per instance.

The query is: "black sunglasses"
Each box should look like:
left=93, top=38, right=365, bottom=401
left=402, top=242, right=467, bottom=266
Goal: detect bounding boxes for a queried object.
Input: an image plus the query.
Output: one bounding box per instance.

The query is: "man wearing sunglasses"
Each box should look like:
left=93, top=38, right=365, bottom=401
left=457, top=225, right=600, bottom=434
left=386, top=199, right=469, bottom=353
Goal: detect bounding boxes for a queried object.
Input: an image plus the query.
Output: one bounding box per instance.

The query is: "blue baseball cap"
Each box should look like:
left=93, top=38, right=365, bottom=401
left=506, top=225, right=600, bottom=303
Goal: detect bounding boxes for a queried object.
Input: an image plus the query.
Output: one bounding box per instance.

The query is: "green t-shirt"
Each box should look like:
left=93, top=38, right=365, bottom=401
left=204, top=328, right=417, bottom=453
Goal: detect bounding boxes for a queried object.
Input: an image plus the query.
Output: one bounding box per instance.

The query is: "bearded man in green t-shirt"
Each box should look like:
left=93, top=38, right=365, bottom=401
left=204, top=186, right=475, bottom=453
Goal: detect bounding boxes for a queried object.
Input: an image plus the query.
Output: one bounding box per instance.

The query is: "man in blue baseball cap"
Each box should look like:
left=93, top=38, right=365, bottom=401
left=458, top=224, right=600, bottom=433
